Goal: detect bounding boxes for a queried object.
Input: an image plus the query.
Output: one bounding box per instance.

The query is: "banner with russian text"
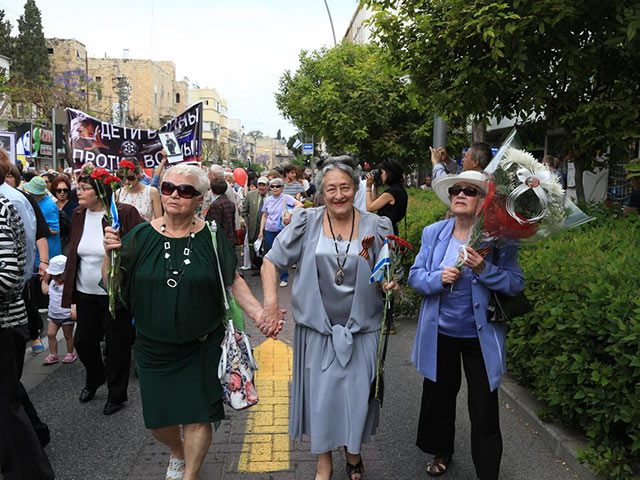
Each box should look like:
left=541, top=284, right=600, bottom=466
left=66, top=102, right=203, bottom=171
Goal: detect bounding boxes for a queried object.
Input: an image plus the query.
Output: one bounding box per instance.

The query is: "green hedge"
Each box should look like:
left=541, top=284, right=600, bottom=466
left=401, top=191, right=640, bottom=478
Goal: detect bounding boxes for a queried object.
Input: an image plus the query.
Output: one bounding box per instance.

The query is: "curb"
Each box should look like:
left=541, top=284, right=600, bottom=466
left=499, top=374, right=598, bottom=480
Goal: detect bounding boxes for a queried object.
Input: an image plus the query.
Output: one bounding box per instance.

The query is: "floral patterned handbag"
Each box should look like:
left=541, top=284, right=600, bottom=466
left=207, top=221, right=259, bottom=410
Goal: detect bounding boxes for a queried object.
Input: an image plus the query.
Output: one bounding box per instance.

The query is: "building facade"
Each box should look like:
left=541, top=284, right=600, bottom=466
left=47, top=39, right=188, bottom=129
left=255, top=136, right=293, bottom=168
left=344, top=6, right=374, bottom=44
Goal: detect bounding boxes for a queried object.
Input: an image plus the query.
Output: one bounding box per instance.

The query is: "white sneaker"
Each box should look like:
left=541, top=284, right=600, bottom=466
left=166, top=456, right=185, bottom=479
left=279, top=280, right=288, bottom=287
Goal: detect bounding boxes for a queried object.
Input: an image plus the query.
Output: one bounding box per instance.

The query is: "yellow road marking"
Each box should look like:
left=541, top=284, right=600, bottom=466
left=237, top=339, right=293, bottom=473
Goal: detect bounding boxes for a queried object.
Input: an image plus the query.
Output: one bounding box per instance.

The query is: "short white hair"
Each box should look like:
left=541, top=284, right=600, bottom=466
left=164, top=164, right=209, bottom=196
left=209, top=164, right=225, bottom=179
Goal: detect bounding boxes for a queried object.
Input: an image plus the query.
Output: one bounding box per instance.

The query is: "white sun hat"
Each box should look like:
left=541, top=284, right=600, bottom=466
left=45, top=255, right=67, bottom=276
left=432, top=171, right=489, bottom=205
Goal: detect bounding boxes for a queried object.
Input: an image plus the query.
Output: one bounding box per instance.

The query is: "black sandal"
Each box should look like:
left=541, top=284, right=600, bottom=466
left=344, top=447, right=364, bottom=480
left=426, top=455, right=451, bottom=477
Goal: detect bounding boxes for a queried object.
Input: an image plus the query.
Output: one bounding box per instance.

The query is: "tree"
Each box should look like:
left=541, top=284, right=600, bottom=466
left=276, top=128, right=281, bottom=140
left=365, top=0, right=640, bottom=201
left=0, top=10, right=13, bottom=59
left=13, top=0, right=50, bottom=81
left=276, top=41, right=446, bottom=167
left=247, top=130, right=263, bottom=139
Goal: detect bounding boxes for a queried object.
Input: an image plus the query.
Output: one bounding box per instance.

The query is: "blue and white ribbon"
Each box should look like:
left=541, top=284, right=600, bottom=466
left=369, top=239, right=390, bottom=283
left=110, top=192, right=120, bottom=231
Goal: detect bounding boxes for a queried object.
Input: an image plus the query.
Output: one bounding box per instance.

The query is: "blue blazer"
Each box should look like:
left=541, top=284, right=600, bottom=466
left=408, top=219, right=524, bottom=391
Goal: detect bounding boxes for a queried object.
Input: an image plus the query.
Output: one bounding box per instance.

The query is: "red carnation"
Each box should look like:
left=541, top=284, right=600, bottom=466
left=386, top=234, right=414, bottom=251
left=103, top=175, right=121, bottom=186
left=90, top=168, right=110, bottom=179
left=119, top=160, right=136, bottom=170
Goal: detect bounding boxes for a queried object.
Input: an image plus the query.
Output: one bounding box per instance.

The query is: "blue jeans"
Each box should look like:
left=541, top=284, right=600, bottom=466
left=264, top=230, right=289, bottom=282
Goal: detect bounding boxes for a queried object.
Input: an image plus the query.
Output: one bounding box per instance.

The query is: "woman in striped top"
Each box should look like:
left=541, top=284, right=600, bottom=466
left=0, top=192, right=27, bottom=329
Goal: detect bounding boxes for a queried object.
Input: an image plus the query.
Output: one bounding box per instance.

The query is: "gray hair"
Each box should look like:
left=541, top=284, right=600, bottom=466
left=165, top=164, right=210, bottom=196
left=209, top=164, right=225, bottom=179
left=315, top=155, right=361, bottom=200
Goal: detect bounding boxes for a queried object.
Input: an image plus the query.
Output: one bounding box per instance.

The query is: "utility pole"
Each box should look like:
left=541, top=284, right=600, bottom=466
left=112, top=71, right=131, bottom=128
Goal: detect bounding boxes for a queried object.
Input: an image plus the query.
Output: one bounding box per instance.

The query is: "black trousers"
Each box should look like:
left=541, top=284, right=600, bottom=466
left=74, top=292, right=134, bottom=404
left=24, top=279, right=45, bottom=342
left=0, top=327, right=55, bottom=480
left=416, top=334, right=502, bottom=480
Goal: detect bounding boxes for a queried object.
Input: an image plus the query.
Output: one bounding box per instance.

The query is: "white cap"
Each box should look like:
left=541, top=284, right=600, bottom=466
left=257, top=176, right=269, bottom=185
left=45, top=255, right=67, bottom=276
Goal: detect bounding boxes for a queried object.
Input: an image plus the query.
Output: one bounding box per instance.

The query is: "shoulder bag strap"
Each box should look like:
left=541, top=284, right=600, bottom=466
left=206, top=220, right=229, bottom=310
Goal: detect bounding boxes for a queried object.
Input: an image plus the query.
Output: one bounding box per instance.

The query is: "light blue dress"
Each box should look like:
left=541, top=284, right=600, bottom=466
left=265, top=207, right=392, bottom=454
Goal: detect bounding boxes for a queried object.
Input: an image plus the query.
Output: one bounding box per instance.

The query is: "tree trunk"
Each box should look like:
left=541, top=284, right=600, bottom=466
left=472, top=120, right=486, bottom=143
left=574, top=160, right=585, bottom=203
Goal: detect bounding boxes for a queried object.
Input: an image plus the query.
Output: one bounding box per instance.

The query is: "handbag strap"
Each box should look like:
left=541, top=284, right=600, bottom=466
left=206, top=220, right=229, bottom=310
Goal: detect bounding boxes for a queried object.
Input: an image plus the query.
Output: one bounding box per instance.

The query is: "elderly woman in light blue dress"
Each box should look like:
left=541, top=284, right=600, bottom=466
left=260, top=156, right=395, bottom=480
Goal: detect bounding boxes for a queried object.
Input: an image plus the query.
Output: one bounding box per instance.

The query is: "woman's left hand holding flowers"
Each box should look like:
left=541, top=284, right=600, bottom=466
left=462, top=246, right=485, bottom=275
left=382, top=279, right=400, bottom=295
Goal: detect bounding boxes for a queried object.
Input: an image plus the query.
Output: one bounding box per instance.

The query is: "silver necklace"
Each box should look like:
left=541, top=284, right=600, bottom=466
left=161, top=221, right=195, bottom=288
left=326, top=208, right=355, bottom=286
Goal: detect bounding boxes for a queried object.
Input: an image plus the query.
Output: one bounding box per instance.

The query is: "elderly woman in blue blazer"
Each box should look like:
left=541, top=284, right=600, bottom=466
left=408, top=171, right=524, bottom=480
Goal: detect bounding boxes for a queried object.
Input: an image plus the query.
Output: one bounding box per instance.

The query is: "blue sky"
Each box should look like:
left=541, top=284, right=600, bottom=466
left=0, top=0, right=360, bottom=138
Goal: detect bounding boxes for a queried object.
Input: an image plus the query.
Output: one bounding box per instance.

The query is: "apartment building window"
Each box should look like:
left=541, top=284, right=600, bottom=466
left=97, top=89, right=102, bottom=101
left=175, top=93, right=181, bottom=103
left=95, top=76, right=101, bottom=82
left=47, top=47, right=53, bottom=54
left=154, top=85, right=158, bottom=106
left=205, top=100, right=209, bottom=105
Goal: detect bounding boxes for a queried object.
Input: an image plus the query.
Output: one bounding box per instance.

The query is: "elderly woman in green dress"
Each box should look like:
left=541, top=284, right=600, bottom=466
left=260, top=156, right=397, bottom=480
left=103, top=164, right=282, bottom=480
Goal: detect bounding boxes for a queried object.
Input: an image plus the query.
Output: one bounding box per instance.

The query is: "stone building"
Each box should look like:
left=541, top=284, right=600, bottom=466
left=188, top=87, right=230, bottom=162
left=47, top=38, right=188, bottom=129
left=87, top=58, right=188, bottom=128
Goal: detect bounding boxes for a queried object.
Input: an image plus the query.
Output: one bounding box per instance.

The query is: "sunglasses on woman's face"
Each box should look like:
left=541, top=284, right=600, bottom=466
left=448, top=186, right=479, bottom=197
left=56, top=188, right=69, bottom=194
left=270, top=185, right=282, bottom=189
left=160, top=181, right=201, bottom=199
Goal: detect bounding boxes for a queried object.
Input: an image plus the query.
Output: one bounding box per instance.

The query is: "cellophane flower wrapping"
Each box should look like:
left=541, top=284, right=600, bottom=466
left=457, top=147, right=568, bottom=269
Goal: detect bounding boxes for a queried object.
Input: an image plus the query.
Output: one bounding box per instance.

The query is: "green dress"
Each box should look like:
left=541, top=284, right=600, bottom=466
left=120, top=223, right=236, bottom=429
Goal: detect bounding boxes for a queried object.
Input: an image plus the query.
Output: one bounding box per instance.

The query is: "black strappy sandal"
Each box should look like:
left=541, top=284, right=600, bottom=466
left=426, top=455, right=451, bottom=477
left=344, top=447, right=364, bottom=480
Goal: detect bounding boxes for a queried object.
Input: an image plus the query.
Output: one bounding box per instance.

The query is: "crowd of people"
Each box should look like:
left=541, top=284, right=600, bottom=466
left=7, top=143, right=625, bottom=480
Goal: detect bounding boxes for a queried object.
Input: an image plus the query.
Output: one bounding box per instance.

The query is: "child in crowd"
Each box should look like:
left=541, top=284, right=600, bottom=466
left=41, top=255, right=77, bottom=365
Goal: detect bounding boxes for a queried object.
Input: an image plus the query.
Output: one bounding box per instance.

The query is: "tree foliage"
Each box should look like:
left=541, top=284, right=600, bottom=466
left=14, top=0, right=50, bottom=81
left=275, top=41, right=439, bottom=167
left=0, top=10, right=12, bottom=59
left=365, top=0, right=640, bottom=199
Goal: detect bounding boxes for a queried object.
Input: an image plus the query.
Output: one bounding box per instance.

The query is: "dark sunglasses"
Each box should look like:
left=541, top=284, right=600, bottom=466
left=448, top=186, right=479, bottom=197
left=55, top=188, right=69, bottom=194
left=270, top=185, right=282, bottom=189
left=160, top=181, right=201, bottom=199
left=126, top=175, right=137, bottom=181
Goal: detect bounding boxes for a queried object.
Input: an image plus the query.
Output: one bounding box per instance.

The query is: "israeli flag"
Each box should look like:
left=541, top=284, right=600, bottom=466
left=110, top=192, right=120, bottom=231
left=369, top=239, right=390, bottom=283
left=292, top=138, right=303, bottom=149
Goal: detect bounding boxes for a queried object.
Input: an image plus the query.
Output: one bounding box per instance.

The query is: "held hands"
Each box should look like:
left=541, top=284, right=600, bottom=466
left=103, top=226, right=121, bottom=252
left=257, top=304, right=287, bottom=339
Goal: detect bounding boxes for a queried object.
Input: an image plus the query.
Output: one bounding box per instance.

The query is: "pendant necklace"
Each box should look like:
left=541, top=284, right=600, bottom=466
left=326, top=207, right=355, bottom=286
left=161, top=220, right=196, bottom=288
